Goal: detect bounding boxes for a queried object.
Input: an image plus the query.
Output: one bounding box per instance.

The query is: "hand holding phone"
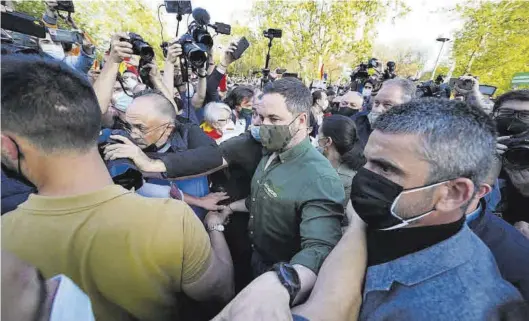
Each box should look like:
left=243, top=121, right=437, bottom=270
left=230, top=37, right=250, bottom=60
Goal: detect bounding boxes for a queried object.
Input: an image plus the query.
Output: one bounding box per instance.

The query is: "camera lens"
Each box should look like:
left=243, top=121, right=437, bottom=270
left=504, top=147, right=529, bottom=169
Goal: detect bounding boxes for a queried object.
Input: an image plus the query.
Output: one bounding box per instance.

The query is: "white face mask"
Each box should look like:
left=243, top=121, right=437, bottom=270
left=124, top=78, right=138, bottom=91
left=362, top=88, right=372, bottom=97
left=113, top=92, right=134, bottom=112
left=41, top=43, right=66, bottom=61
left=49, top=275, right=95, bottom=321
left=367, top=110, right=382, bottom=124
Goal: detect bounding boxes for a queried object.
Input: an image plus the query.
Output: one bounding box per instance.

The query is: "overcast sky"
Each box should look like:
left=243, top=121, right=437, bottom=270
left=153, top=0, right=465, bottom=70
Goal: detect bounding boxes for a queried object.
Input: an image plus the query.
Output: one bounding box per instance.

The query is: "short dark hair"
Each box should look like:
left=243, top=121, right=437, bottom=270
left=373, top=98, right=496, bottom=188
left=312, top=90, right=325, bottom=105
left=263, top=77, right=312, bottom=114
left=321, top=115, right=365, bottom=170
left=133, top=88, right=176, bottom=121
left=224, top=85, right=254, bottom=109
left=1, top=54, right=101, bottom=152
left=493, top=89, right=529, bottom=113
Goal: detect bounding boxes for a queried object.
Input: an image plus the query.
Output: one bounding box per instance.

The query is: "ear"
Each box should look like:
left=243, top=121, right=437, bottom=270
left=476, top=184, right=492, bottom=199
left=326, top=137, right=334, bottom=148
left=1, top=134, right=19, bottom=160
left=435, top=177, right=474, bottom=212
left=298, top=112, right=308, bottom=126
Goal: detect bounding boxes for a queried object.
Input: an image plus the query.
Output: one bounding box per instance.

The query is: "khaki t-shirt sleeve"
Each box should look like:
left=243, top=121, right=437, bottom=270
left=180, top=205, right=212, bottom=284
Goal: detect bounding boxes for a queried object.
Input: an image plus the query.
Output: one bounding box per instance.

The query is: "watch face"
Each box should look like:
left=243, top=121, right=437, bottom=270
left=217, top=225, right=225, bottom=232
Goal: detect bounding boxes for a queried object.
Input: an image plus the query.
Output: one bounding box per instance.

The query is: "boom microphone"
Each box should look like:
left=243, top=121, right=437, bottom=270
left=192, top=8, right=210, bottom=26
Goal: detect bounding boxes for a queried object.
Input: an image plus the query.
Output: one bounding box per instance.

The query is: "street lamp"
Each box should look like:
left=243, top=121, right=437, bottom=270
left=431, top=36, right=450, bottom=80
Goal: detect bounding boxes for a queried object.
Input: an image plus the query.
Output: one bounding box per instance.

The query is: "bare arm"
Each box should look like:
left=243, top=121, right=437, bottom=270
left=292, top=265, right=317, bottom=305
left=228, top=198, right=249, bottom=213
left=162, top=41, right=183, bottom=100
left=191, top=66, right=207, bottom=108
left=93, top=33, right=133, bottom=114
left=292, top=201, right=367, bottom=321
left=183, top=212, right=235, bottom=302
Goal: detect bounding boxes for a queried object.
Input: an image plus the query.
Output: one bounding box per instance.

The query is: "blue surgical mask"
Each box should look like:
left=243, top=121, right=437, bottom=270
left=250, top=125, right=261, bottom=142
left=114, top=93, right=134, bottom=112
left=49, top=275, right=95, bottom=321
left=316, top=145, right=325, bottom=154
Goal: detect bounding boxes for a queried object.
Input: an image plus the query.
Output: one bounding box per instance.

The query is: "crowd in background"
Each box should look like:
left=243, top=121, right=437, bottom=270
left=1, top=1, right=529, bottom=321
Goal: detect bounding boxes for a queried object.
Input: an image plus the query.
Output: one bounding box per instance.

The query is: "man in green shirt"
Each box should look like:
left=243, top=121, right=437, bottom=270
left=209, top=77, right=345, bottom=306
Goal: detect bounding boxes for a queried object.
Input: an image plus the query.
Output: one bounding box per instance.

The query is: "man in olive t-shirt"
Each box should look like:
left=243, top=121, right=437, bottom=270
left=1, top=54, right=234, bottom=321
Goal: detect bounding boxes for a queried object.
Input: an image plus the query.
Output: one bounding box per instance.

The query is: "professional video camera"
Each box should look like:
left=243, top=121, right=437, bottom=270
left=350, top=58, right=383, bottom=92
left=351, top=58, right=380, bottom=82
left=502, top=130, right=529, bottom=171
left=161, top=7, right=231, bottom=69
left=1, top=6, right=46, bottom=54
left=416, top=75, right=450, bottom=98
left=98, top=129, right=144, bottom=191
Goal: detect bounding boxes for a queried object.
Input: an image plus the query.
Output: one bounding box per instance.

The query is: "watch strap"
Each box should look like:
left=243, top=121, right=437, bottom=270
left=273, top=262, right=301, bottom=307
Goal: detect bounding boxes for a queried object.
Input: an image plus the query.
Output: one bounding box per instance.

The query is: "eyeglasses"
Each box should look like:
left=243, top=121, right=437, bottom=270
left=340, top=101, right=359, bottom=108
left=124, top=122, right=171, bottom=136
left=494, top=109, right=529, bottom=122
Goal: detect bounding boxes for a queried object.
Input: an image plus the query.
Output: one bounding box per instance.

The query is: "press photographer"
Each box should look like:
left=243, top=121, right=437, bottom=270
left=493, top=90, right=529, bottom=232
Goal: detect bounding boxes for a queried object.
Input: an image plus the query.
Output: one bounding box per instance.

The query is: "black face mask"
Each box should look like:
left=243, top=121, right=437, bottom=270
left=496, top=116, right=529, bottom=136
left=337, top=108, right=359, bottom=117
left=1, top=139, right=36, bottom=188
left=350, top=167, right=443, bottom=230
left=350, top=167, right=404, bottom=229
left=239, top=108, right=253, bottom=119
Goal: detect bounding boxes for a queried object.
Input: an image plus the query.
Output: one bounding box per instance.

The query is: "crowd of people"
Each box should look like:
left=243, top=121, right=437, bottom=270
left=1, top=1, right=529, bottom=321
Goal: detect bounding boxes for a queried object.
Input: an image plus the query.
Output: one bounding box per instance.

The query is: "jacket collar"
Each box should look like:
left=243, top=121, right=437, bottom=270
left=277, top=137, right=311, bottom=163
left=467, top=199, right=490, bottom=234
left=364, top=224, right=476, bottom=298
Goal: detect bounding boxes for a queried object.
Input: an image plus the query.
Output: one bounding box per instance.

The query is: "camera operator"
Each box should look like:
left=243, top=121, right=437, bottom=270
left=162, top=39, right=207, bottom=124
left=39, top=0, right=95, bottom=74
left=454, top=75, right=493, bottom=114
left=493, top=90, right=529, bottom=229
left=361, top=80, right=374, bottom=111
left=1, top=54, right=235, bottom=320
left=93, top=33, right=175, bottom=123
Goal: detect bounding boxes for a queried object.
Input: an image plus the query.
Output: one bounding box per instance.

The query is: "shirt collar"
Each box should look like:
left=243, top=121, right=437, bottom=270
left=157, top=141, right=172, bottom=153
left=18, top=185, right=131, bottom=213
left=363, top=224, right=476, bottom=298
left=277, top=137, right=311, bottom=163
left=465, top=203, right=482, bottom=223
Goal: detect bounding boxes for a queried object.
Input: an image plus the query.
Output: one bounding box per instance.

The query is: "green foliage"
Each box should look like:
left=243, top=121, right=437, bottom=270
left=452, top=1, right=529, bottom=95
left=223, top=0, right=408, bottom=81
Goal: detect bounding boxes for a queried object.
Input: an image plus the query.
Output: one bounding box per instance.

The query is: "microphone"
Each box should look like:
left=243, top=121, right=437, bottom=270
left=192, top=8, right=210, bottom=26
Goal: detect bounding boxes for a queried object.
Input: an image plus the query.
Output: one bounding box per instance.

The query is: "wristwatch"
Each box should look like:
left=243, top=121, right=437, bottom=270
left=207, top=224, right=225, bottom=233
left=272, top=262, right=301, bottom=307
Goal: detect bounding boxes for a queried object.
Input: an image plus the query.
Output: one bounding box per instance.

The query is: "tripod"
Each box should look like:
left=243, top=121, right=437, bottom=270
left=260, top=36, right=274, bottom=89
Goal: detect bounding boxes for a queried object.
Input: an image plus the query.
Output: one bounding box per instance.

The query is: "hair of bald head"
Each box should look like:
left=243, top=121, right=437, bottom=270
left=132, top=89, right=176, bottom=122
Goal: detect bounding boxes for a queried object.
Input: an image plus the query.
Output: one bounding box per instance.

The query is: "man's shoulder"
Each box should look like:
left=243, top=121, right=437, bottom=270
left=300, top=147, right=342, bottom=180
left=363, top=233, right=521, bottom=320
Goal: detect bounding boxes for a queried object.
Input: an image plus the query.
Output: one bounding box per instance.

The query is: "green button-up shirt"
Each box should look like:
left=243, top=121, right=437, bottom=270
left=246, top=137, right=345, bottom=274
